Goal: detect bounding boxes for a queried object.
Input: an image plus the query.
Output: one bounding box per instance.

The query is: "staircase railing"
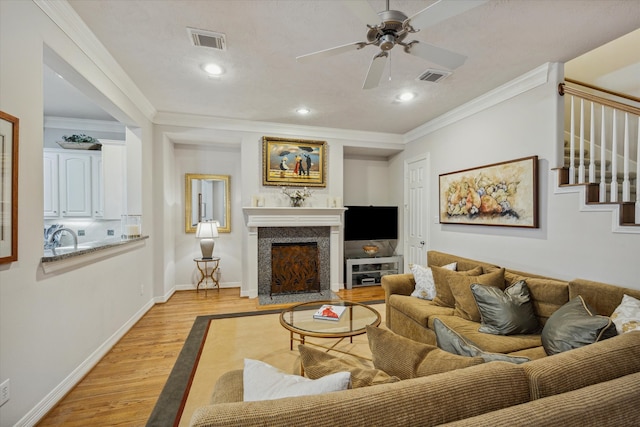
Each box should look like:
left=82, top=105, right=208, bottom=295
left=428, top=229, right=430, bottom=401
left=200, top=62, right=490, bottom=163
left=558, top=80, right=639, bottom=216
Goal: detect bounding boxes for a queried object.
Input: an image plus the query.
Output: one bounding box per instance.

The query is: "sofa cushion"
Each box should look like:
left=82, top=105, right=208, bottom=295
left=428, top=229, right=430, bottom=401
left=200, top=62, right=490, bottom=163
left=523, top=331, right=640, bottom=399
left=298, top=344, right=400, bottom=388
left=243, top=358, right=350, bottom=401
left=433, top=318, right=530, bottom=364
left=210, top=369, right=244, bottom=404
left=429, top=315, right=542, bottom=354
left=410, top=262, right=456, bottom=300
left=440, top=371, right=640, bottom=427
left=388, top=294, right=454, bottom=327
left=505, top=272, right=569, bottom=324
left=472, top=280, right=540, bottom=335
left=432, top=265, right=483, bottom=308
left=611, top=294, right=640, bottom=334
left=366, top=325, right=483, bottom=379
left=448, top=268, right=506, bottom=321
left=541, top=296, right=617, bottom=356
left=569, top=278, right=640, bottom=316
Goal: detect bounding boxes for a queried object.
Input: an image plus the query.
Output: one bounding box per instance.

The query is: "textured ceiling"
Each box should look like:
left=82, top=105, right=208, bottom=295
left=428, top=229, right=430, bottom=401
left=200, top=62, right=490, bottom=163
left=45, top=0, right=640, bottom=135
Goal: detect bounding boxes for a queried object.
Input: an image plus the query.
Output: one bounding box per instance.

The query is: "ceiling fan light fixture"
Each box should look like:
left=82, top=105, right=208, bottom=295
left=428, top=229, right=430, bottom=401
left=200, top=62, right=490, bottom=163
left=202, top=63, right=224, bottom=76
left=396, top=91, right=416, bottom=102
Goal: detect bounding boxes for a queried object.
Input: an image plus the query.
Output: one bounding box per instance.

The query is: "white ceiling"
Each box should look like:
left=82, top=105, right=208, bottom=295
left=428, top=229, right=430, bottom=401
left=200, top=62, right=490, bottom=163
left=44, top=0, right=640, bottom=135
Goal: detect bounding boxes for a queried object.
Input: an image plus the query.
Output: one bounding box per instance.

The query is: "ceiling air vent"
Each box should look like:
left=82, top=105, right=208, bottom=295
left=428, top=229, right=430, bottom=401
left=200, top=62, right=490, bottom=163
left=187, top=27, right=227, bottom=51
left=417, top=69, right=452, bottom=83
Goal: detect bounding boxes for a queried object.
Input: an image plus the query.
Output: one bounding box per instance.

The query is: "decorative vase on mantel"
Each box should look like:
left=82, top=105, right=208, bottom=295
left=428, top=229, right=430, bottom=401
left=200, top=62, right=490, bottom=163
left=290, top=197, right=303, bottom=207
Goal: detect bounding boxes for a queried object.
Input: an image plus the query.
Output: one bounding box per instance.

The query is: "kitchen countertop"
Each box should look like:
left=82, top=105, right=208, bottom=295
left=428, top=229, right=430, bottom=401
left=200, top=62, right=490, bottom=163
left=42, top=236, right=149, bottom=263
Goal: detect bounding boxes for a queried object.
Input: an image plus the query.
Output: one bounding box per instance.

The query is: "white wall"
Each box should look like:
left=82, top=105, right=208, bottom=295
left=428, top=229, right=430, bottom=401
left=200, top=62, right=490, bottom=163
left=343, top=157, right=393, bottom=206
left=0, top=2, right=154, bottom=425
left=403, top=63, right=639, bottom=288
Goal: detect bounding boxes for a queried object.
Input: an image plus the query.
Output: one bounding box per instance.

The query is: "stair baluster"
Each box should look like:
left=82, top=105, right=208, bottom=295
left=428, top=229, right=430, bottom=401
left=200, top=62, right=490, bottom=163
left=599, top=106, right=607, bottom=202
left=622, top=112, right=631, bottom=202
left=611, top=109, right=618, bottom=203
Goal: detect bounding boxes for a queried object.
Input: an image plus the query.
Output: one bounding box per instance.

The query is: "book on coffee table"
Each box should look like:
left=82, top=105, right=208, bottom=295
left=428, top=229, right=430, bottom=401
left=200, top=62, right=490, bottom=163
left=313, top=304, right=347, bottom=321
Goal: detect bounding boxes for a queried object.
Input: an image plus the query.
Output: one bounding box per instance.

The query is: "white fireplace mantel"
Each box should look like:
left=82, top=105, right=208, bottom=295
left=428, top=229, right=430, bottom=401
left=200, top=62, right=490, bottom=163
left=242, top=207, right=346, bottom=298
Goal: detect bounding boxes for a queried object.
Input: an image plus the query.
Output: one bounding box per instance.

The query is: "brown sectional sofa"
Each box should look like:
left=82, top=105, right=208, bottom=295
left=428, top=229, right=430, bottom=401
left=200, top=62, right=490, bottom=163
left=383, top=250, right=640, bottom=360
left=188, top=251, right=640, bottom=426
left=190, top=330, right=640, bottom=426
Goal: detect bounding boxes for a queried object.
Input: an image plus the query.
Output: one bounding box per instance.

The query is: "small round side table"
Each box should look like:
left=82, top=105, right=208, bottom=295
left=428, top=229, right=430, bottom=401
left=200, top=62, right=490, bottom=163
left=193, top=257, right=220, bottom=296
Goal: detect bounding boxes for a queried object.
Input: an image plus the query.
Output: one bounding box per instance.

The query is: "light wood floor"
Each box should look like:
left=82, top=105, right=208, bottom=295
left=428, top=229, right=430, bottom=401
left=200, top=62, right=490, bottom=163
left=36, top=286, right=385, bottom=426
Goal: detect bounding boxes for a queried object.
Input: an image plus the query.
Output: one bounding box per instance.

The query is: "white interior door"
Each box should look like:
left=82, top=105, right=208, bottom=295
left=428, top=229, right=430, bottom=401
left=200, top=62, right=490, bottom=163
left=405, top=155, right=429, bottom=267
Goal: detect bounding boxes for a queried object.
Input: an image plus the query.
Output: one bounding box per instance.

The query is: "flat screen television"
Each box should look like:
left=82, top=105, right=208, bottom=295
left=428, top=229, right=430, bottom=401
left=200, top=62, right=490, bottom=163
left=344, top=206, right=398, bottom=241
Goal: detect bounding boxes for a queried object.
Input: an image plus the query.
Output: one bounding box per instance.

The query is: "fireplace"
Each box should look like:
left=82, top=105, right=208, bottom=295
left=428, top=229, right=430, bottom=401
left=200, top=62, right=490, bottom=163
left=243, top=207, right=346, bottom=299
left=258, top=226, right=330, bottom=297
left=271, top=242, right=320, bottom=296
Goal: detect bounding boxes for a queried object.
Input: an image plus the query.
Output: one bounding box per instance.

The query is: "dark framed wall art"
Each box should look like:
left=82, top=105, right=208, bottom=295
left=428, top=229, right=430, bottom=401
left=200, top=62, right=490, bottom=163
left=439, top=156, right=538, bottom=228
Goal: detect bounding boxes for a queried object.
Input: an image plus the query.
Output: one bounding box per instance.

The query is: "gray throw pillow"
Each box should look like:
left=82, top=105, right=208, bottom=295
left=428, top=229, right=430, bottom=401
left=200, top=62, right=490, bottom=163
left=541, top=295, right=617, bottom=356
left=472, top=280, right=541, bottom=335
left=433, top=318, right=530, bottom=364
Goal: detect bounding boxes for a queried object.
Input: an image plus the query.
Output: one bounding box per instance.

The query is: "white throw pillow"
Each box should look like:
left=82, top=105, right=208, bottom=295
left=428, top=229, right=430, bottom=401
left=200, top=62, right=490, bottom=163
left=611, top=294, right=640, bottom=334
left=242, top=358, right=350, bottom=402
left=410, top=262, right=456, bottom=300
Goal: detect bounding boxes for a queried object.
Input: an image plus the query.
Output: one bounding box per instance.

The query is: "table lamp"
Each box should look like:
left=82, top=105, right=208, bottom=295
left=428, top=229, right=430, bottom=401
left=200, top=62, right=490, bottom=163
left=196, top=220, right=219, bottom=259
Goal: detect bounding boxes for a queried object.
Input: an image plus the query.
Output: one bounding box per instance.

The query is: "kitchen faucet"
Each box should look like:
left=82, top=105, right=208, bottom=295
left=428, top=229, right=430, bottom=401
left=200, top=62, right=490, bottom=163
left=48, top=228, right=78, bottom=253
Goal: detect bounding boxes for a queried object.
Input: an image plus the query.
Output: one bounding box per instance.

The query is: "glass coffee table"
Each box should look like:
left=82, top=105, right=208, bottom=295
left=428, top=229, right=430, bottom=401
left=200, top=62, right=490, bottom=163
left=279, top=300, right=381, bottom=372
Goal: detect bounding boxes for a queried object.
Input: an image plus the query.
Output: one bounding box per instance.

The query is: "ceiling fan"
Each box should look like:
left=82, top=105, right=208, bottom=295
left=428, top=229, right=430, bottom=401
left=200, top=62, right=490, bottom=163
left=296, top=0, right=486, bottom=89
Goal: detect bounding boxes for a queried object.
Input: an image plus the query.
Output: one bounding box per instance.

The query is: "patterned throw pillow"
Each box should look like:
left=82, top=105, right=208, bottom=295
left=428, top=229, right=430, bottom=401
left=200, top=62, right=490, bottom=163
left=410, top=262, right=457, bottom=300
left=611, top=294, right=640, bottom=334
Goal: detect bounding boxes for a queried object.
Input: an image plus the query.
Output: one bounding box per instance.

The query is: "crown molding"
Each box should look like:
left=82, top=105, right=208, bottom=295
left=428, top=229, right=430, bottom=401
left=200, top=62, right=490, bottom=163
left=404, top=63, right=553, bottom=143
left=34, top=0, right=157, bottom=122
left=154, top=111, right=404, bottom=145
left=44, top=116, right=125, bottom=133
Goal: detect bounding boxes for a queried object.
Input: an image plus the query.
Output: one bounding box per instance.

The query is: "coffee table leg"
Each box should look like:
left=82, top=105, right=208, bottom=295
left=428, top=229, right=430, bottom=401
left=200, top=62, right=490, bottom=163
left=290, top=331, right=293, bottom=350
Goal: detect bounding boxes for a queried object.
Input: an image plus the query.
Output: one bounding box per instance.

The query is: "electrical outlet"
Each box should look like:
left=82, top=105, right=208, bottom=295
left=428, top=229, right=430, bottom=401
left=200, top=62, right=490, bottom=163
left=107, top=229, right=114, bottom=236
left=77, top=230, right=85, bottom=236
left=0, top=378, right=10, bottom=406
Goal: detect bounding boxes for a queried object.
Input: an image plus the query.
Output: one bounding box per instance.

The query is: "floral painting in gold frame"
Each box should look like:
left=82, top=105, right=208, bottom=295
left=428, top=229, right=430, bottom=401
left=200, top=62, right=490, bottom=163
left=439, top=156, right=538, bottom=228
left=262, top=136, right=326, bottom=187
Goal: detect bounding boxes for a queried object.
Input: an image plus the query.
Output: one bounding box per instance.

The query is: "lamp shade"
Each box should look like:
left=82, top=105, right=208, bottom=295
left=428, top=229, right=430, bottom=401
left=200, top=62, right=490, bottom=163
left=196, top=221, right=219, bottom=239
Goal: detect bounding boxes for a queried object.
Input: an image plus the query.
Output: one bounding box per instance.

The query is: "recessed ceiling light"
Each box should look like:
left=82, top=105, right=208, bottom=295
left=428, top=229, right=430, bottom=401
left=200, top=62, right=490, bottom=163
left=296, top=107, right=311, bottom=115
left=202, top=63, right=224, bottom=76
left=396, top=92, right=416, bottom=102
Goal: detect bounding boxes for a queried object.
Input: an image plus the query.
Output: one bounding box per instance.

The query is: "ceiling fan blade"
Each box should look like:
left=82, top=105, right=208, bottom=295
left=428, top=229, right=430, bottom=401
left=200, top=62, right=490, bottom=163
left=407, top=42, right=467, bottom=69
left=407, top=0, right=487, bottom=31
left=344, top=0, right=381, bottom=26
left=362, top=52, right=389, bottom=90
left=296, top=42, right=366, bottom=63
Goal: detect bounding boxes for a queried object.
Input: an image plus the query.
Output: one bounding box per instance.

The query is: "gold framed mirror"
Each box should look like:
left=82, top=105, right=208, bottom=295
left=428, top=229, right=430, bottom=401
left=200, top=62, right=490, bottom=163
left=185, top=174, right=230, bottom=233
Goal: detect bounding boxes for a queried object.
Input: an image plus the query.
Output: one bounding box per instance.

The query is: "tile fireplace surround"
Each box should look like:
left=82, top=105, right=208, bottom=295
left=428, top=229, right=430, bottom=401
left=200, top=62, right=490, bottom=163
left=243, top=207, right=346, bottom=299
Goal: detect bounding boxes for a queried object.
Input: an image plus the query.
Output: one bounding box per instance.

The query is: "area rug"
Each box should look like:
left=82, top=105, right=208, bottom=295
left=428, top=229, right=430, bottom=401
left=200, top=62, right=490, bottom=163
left=146, top=303, right=386, bottom=427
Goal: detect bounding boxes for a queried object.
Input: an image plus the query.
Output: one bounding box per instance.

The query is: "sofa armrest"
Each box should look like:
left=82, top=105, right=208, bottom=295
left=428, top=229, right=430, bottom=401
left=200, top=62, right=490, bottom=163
left=381, top=273, right=415, bottom=299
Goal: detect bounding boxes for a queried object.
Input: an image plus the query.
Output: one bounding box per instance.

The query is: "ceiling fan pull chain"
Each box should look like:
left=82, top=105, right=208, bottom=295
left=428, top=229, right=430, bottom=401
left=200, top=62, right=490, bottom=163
left=388, top=53, right=392, bottom=82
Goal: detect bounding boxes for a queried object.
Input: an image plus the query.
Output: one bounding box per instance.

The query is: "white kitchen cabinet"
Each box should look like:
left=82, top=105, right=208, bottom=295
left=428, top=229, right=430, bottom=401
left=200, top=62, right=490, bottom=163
left=43, top=152, right=60, bottom=217
left=59, top=152, right=92, bottom=217
left=44, top=145, right=125, bottom=219
left=99, top=140, right=125, bottom=220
